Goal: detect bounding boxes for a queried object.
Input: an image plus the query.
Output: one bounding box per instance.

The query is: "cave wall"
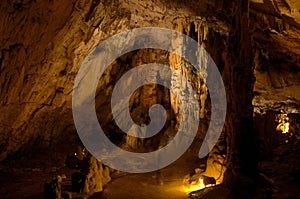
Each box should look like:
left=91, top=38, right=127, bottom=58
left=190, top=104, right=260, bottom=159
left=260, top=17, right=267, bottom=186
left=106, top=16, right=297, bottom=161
left=0, top=1, right=256, bottom=194
left=251, top=0, right=300, bottom=111
left=0, top=0, right=135, bottom=160
left=0, top=0, right=231, bottom=162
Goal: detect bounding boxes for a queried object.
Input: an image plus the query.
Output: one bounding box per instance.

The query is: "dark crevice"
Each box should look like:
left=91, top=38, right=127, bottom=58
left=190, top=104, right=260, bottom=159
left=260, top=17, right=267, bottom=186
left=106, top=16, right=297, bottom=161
left=85, top=0, right=102, bottom=22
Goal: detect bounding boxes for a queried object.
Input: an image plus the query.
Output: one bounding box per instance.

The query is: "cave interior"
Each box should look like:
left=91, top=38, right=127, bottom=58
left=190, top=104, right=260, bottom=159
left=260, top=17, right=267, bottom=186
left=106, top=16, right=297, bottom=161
left=0, top=0, right=300, bottom=198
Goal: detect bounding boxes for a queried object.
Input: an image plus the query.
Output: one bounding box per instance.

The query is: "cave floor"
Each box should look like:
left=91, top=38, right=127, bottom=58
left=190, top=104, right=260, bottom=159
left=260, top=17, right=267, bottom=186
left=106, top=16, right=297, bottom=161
left=92, top=139, right=205, bottom=199
left=94, top=166, right=189, bottom=199
left=0, top=164, right=75, bottom=198
left=0, top=139, right=204, bottom=199
left=0, top=138, right=299, bottom=198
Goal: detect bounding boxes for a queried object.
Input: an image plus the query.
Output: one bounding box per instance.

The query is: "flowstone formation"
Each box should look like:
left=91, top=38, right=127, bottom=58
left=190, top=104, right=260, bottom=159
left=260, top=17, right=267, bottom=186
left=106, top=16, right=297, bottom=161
left=0, top=0, right=299, bottom=198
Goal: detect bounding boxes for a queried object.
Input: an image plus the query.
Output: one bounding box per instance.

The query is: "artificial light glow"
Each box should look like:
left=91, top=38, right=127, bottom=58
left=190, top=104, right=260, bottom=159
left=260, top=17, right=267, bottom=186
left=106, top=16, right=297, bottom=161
left=183, top=177, right=215, bottom=193
left=276, top=114, right=290, bottom=134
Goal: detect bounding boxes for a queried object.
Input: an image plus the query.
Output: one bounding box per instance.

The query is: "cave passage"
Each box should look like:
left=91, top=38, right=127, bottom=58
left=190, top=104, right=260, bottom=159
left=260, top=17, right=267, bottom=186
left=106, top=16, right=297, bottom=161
left=0, top=0, right=300, bottom=198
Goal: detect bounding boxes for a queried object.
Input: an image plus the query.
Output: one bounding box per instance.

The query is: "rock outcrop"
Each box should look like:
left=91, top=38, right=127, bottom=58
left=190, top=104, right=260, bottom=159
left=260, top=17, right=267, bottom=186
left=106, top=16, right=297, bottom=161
left=71, top=156, right=111, bottom=197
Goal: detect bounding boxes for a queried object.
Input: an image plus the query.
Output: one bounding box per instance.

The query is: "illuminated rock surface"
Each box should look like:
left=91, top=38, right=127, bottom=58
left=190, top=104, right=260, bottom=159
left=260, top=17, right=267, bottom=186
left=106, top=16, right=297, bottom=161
left=0, top=0, right=299, bottom=198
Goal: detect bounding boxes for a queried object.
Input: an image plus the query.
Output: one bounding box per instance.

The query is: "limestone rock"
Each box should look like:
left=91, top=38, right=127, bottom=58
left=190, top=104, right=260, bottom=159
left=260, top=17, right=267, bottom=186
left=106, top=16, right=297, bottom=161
left=0, top=0, right=299, bottom=198
left=71, top=156, right=111, bottom=196
left=82, top=156, right=111, bottom=195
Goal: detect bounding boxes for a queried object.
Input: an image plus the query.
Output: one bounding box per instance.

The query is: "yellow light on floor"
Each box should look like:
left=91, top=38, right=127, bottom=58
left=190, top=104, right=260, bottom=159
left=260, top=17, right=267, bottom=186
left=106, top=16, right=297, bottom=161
left=183, top=177, right=215, bottom=193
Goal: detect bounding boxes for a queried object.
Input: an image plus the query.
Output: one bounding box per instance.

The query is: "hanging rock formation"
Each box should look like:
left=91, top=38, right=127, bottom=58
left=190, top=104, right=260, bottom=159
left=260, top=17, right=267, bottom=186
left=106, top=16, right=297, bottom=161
left=0, top=0, right=299, bottom=198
